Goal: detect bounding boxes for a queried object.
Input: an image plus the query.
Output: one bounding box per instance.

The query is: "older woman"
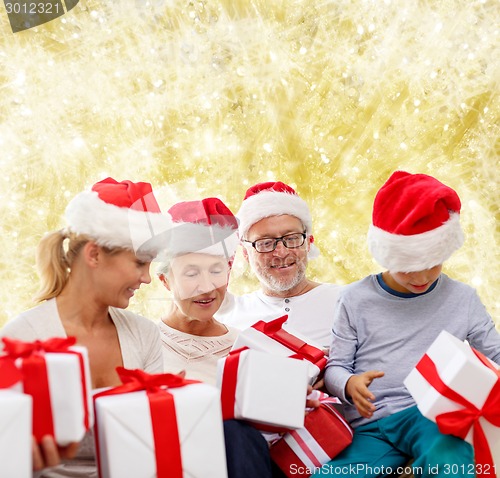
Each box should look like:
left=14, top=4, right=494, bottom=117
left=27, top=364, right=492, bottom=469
left=157, top=197, right=240, bottom=384
left=156, top=197, right=278, bottom=478
left=0, top=178, right=170, bottom=477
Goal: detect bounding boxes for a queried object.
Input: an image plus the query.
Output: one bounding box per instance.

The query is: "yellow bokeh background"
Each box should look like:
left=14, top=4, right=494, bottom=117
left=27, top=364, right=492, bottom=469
left=0, top=0, right=498, bottom=328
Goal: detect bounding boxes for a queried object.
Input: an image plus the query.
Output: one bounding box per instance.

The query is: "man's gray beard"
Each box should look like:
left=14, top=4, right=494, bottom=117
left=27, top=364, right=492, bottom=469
left=250, top=257, right=307, bottom=293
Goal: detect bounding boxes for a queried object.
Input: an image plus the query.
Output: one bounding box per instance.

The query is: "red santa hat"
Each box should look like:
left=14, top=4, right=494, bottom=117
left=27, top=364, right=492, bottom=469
left=65, top=177, right=171, bottom=256
left=237, top=181, right=320, bottom=258
left=165, top=197, right=239, bottom=260
left=367, top=171, right=464, bottom=272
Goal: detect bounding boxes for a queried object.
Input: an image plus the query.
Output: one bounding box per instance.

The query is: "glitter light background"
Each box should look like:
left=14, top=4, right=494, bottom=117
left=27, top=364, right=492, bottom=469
left=0, top=0, right=498, bottom=328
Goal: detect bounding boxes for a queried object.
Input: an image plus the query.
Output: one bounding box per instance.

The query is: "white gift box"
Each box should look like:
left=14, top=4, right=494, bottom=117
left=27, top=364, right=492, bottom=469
left=95, top=382, right=228, bottom=478
left=13, top=344, right=93, bottom=446
left=0, top=390, right=32, bottom=478
left=232, top=317, right=326, bottom=384
left=404, top=330, right=500, bottom=471
left=217, top=348, right=309, bottom=430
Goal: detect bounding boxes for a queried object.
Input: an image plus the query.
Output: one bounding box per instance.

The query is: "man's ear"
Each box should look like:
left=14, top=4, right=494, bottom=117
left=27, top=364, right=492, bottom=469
left=308, top=235, right=314, bottom=252
left=83, top=241, right=100, bottom=268
left=241, top=245, right=250, bottom=263
left=158, top=273, right=171, bottom=291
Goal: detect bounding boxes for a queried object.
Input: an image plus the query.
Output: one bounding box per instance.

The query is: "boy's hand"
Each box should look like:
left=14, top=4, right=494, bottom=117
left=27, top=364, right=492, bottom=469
left=345, top=370, right=385, bottom=418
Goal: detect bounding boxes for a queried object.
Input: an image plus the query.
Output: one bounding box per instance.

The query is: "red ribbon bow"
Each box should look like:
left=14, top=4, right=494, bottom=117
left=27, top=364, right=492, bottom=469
left=2, top=336, right=77, bottom=357
left=253, top=316, right=327, bottom=369
left=94, top=368, right=199, bottom=478
left=416, top=349, right=500, bottom=478
left=1, top=336, right=90, bottom=442
left=114, top=367, right=198, bottom=392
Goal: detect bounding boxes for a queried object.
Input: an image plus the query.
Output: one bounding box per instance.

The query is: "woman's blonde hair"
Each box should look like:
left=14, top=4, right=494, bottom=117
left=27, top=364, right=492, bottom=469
left=33, top=230, right=121, bottom=302
left=33, top=230, right=87, bottom=302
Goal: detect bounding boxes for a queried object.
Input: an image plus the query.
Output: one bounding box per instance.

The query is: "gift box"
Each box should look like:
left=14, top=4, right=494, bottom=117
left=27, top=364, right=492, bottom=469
left=0, top=357, right=32, bottom=478
left=404, top=330, right=500, bottom=477
left=270, top=395, right=353, bottom=477
left=217, top=347, right=309, bottom=430
left=2, top=336, right=93, bottom=446
left=94, top=367, right=228, bottom=478
left=231, top=315, right=327, bottom=384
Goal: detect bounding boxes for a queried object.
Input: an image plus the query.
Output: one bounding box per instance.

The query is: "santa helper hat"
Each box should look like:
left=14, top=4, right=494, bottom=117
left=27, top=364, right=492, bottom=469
left=237, top=181, right=320, bottom=258
left=166, top=197, right=239, bottom=261
left=65, top=177, right=172, bottom=256
left=367, top=171, right=464, bottom=272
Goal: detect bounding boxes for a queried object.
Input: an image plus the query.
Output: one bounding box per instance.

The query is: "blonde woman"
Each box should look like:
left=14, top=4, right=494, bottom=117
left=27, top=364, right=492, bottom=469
left=1, top=178, right=169, bottom=477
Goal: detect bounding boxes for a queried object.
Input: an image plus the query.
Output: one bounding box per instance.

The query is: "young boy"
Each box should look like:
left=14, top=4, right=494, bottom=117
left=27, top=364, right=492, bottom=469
left=316, top=171, right=500, bottom=477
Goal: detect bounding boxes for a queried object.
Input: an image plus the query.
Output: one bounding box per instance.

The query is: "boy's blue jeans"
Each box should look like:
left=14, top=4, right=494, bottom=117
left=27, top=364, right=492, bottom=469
left=312, top=405, right=475, bottom=477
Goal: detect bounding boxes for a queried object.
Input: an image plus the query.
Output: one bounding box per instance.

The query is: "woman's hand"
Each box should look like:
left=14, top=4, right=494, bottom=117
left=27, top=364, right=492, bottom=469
left=345, top=370, right=384, bottom=418
left=305, top=385, right=322, bottom=412
left=32, top=435, right=80, bottom=471
left=312, top=377, right=325, bottom=391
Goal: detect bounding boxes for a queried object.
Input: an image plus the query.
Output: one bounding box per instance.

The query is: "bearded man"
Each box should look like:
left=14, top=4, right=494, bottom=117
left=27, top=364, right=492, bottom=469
left=216, top=181, right=342, bottom=350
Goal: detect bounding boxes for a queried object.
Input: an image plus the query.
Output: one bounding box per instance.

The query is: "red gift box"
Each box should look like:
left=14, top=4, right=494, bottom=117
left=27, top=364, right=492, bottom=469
left=270, top=397, right=353, bottom=477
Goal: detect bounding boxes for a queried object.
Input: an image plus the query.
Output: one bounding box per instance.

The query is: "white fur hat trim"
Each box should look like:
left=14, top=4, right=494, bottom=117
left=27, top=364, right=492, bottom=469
left=237, top=190, right=319, bottom=259
left=367, top=213, right=464, bottom=272
left=65, top=191, right=171, bottom=255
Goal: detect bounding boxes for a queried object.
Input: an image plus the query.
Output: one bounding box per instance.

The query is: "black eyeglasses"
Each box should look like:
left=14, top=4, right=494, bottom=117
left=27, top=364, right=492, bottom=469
left=243, top=232, right=307, bottom=253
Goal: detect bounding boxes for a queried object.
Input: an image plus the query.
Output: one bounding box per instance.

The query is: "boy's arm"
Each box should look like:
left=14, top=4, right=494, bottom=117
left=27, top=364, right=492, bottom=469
left=324, top=300, right=385, bottom=418
left=323, top=301, right=358, bottom=401
left=467, top=292, right=500, bottom=364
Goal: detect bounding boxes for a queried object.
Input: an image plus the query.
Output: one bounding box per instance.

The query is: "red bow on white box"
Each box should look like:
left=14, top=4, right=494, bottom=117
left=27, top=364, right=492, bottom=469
left=1, top=337, right=91, bottom=442
left=94, top=368, right=200, bottom=478
left=416, top=348, right=500, bottom=478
